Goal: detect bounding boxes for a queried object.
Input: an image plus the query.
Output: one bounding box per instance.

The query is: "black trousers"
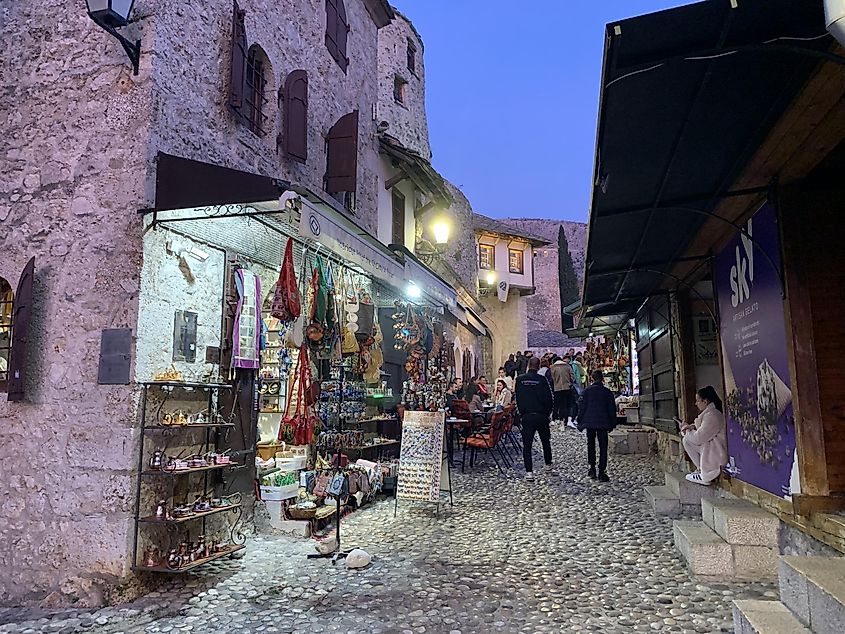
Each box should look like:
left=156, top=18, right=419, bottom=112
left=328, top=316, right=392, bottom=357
left=587, top=429, right=609, bottom=474
left=521, top=414, right=552, bottom=473
left=553, top=390, right=572, bottom=420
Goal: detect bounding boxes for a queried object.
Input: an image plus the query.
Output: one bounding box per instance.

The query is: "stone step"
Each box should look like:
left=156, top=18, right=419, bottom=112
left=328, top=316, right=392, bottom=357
left=732, top=600, right=811, bottom=634
left=645, top=485, right=681, bottom=516
left=701, top=497, right=779, bottom=546
left=665, top=471, right=717, bottom=505
left=779, top=555, right=845, bottom=634
left=645, top=485, right=701, bottom=518
left=609, top=428, right=653, bottom=454
left=673, top=520, right=733, bottom=578
left=673, top=520, right=777, bottom=580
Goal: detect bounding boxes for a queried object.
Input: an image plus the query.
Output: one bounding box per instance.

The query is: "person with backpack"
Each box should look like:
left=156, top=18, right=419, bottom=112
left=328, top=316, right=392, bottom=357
left=576, top=370, right=617, bottom=482
left=550, top=355, right=576, bottom=428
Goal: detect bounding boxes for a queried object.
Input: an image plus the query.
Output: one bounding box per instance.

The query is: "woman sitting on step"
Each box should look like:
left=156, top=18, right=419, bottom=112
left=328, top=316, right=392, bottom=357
left=679, top=386, right=727, bottom=485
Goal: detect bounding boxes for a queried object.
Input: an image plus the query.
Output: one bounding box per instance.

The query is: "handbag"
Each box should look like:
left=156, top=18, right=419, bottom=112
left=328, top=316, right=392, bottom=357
left=313, top=473, right=331, bottom=497
left=327, top=473, right=349, bottom=498
left=341, top=326, right=360, bottom=355
left=271, top=237, right=302, bottom=322
left=278, top=344, right=317, bottom=446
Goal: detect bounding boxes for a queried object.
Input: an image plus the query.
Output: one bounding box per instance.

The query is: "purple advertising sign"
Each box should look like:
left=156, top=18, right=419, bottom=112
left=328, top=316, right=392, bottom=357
left=714, top=202, right=797, bottom=498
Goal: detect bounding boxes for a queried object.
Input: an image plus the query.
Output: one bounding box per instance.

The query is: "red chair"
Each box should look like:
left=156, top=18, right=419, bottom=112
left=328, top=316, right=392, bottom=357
left=463, top=410, right=511, bottom=474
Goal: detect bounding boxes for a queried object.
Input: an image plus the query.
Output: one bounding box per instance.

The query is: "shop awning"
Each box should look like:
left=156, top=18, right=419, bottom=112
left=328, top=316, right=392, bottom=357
left=150, top=153, right=289, bottom=212
left=582, top=0, right=834, bottom=317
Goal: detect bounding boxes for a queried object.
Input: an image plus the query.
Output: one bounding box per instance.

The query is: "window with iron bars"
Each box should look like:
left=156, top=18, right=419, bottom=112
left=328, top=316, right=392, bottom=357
left=245, top=47, right=268, bottom=137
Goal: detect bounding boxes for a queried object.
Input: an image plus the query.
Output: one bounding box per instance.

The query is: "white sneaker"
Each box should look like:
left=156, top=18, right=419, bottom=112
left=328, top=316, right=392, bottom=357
left=567, top=420, right=579, bottom=430
left=525, top=472, right=534, bottom=481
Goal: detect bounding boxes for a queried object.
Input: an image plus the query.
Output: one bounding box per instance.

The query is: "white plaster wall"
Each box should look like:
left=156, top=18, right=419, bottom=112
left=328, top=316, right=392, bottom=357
left=478, top=237, right=534, bottom=289
left=136, top=228, right=226, bottom=382
left=376, top=155, right=416, bottom=248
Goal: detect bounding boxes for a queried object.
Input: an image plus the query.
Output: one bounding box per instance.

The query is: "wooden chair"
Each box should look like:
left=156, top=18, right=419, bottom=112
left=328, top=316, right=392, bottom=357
left=463, top=410, right=511, bottom=474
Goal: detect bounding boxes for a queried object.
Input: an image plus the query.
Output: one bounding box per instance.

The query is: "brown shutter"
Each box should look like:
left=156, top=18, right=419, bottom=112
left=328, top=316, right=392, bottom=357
left=336, top=0, right=349, bottom=72
left=325, top=0, right=339, bottom=61
left=325, top=110, right=358, bottom=193
left=391, top=188, right=405, bottom=245
left=7, top=257, right=34, bottom=402
left=229, top=0, right=247, bottom=109
left=284, top=70, right=309, bottom=164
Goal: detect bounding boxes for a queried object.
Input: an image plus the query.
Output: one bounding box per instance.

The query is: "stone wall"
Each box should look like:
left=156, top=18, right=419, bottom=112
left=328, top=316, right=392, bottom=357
left=0, top=0, right=388, bottom=608
left=0, top=0, right=157, bottom=607
left=151, top=0, right=384, bottom=234
left=480, top=292, right=529, bottom=370
left=376, top=10, right=431, bottom=159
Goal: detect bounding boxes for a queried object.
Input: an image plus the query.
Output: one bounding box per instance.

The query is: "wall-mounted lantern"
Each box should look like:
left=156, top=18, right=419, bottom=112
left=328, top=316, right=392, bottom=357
left=86, top=0, right=141, bottom=75
left=416, top=217, right=451, bottom=265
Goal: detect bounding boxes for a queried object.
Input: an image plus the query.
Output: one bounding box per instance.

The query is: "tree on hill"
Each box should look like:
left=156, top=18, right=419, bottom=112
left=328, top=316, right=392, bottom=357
left=558, top=226, right=580, bottom=330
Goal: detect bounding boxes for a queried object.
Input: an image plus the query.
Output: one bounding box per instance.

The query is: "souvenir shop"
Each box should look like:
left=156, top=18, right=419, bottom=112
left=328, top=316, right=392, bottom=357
left=582, top=332, right=632, bottom=395
left=132, top=187, right=461, bottom=570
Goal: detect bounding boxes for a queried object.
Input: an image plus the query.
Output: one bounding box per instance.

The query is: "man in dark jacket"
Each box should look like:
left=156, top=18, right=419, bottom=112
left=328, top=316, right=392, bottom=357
left=503, top=354, right=518, bottom=379
left=515, top=357, right=554, bottom=481
left=576, top=370, right=617, bottom=482
left=516, top=351, right=528, bottom=376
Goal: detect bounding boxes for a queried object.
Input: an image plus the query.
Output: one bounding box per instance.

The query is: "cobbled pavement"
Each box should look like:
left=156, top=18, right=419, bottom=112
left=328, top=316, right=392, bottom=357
left=0, top=428, right=779, bottom=633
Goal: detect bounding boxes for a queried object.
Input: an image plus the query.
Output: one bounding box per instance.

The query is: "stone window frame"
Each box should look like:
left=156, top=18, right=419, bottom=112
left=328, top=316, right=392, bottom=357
left=407, top=38, right=417, bottom=76
left=393, top=74, right=408, bottom=105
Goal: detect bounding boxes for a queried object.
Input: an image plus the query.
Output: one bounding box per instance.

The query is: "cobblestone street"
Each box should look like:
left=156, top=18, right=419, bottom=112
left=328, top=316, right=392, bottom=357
left=0, top=430, right=778, bottom=634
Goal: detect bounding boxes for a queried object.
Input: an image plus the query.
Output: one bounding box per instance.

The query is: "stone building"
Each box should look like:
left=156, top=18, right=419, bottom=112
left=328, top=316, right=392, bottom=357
left=472, top=214, right=549, bottom=369
left=0, top=0, right=397, bottom=607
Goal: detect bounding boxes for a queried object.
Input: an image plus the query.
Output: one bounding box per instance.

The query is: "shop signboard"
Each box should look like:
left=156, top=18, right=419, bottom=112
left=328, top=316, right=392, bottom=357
left=396, top=411, right=445, bottom=502
left=297, top=198, right=406, bottom=289
left=714, top=202, right=797, bottom=498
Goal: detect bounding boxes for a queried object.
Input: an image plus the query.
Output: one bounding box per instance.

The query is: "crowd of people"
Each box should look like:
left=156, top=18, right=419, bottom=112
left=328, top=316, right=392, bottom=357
left=442, top=347, right=726, bottom=489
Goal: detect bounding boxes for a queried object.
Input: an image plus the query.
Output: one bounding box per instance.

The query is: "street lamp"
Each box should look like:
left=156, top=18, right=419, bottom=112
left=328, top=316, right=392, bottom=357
left=432, top=220, right=450, bottom=246
left=86, top=0, right=141, bottom=75
left=485, top=271, right=496, bottom=286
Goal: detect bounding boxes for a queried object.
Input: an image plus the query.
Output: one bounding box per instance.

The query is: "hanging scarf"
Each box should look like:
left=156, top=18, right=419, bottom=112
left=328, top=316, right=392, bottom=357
left=233, top=268, right=261, bottom=369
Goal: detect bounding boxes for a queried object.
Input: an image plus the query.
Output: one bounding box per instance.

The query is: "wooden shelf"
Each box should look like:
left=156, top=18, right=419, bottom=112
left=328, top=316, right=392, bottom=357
left=146, top=422, right=235, bottom=431
left=144, top=381, right=231, bottom=390
left=137, top=504, right=239, bottom=524
left=134, top=544, right=245, bottom=573
left=344, top=440, right=401, bottom=451
left=142, top=464, right=234, bottom=477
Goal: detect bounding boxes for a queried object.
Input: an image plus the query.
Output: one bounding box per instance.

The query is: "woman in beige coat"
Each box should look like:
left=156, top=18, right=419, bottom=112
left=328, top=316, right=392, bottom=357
left=680, top=386, right=727, bottom=485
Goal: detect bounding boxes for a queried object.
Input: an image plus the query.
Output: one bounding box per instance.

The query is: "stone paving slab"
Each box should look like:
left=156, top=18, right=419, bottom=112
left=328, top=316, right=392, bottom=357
left=0, top=429, right=778, bottom=633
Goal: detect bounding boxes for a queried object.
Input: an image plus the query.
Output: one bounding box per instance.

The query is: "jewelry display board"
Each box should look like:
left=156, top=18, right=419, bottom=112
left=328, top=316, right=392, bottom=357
left=395, top=411, right=445, bottom=502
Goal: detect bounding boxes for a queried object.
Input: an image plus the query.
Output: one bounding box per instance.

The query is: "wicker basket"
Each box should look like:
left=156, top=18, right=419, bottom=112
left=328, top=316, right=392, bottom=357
left=288, top=506, right=317, bottom=520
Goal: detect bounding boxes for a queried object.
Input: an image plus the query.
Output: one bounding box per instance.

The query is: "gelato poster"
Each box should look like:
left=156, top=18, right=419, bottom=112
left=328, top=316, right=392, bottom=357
left=715, top=202, right=797, bottom=498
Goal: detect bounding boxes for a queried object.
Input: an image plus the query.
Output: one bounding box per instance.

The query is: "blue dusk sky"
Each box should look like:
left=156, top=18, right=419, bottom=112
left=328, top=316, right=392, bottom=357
left=389, top=0, right=688, bottom=222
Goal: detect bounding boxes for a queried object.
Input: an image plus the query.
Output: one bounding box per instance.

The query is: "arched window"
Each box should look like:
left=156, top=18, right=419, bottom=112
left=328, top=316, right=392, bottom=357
left=244, top=45, right=270, bottom=137
left=0, top=277, right=13, bottom=391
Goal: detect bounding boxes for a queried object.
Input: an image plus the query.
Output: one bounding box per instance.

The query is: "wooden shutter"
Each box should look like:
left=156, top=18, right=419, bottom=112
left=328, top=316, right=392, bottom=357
left=229, top=0, right=247, bottom=109
left=336, top=0, right=349, bottom=71
left=7, top=257, right=34, bottom=402
left=325, top=0, right=348, bottom=72
left=325, top=110, right=358, bottom=193
left=284, top=70, right=309, bottom=164
left=391, top=188, right=405, bottom=245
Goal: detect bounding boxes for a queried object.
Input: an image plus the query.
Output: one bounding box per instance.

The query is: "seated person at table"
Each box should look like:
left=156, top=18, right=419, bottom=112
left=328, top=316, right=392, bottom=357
left=476, top=375, right=491, bottom=400
left=494, top=379, right=513, bottom=411
left=444, top=379, right=460, bottom=412
left=468, top=392, right=487, bottom=427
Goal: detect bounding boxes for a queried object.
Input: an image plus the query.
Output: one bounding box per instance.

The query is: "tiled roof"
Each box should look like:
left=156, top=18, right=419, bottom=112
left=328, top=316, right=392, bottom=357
left=472, top=214, right=549, bottom=246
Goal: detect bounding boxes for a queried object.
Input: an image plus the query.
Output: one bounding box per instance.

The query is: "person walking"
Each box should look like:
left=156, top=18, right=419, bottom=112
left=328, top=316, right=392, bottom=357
left=679, top=386, right=727, bottom=485
left=576, top=370, right=617, bottom=482
left=570, top=353, right=587, bottom=420
left=550, top=355, right=576, bottom=428
left=516, top=351, right=528, bottom=376
left=515, top=357, right=554, bottom=481
left=504, top=354, right=518, bottom=379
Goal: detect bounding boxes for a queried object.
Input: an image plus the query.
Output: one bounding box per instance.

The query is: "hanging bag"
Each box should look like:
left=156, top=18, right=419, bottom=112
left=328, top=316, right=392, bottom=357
left=271, top=237, right=301, bottom=322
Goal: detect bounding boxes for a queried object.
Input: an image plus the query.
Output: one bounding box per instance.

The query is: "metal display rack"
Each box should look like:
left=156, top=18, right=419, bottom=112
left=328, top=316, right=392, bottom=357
left=131, top=381, right=245, bottom=572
